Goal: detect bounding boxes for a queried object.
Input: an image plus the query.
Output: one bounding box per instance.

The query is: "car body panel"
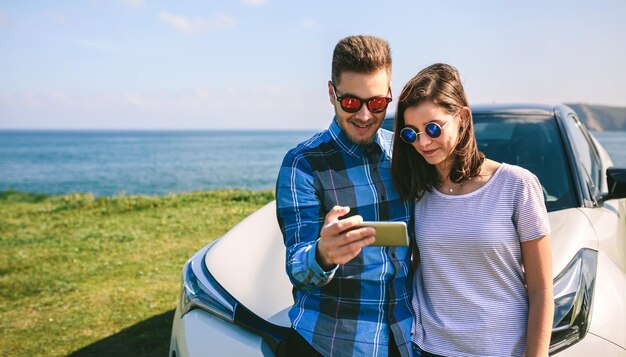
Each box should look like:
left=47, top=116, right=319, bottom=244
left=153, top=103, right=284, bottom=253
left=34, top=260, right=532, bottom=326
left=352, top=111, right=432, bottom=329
left=170, top=306, right=274, bottom=356
left=548, top=208, right=599, bottom=274
left=205, top=201, right=292, bottom=326
left=554, top=331, right=626, bottom=356
left=579, top=205, right=626, bottom=349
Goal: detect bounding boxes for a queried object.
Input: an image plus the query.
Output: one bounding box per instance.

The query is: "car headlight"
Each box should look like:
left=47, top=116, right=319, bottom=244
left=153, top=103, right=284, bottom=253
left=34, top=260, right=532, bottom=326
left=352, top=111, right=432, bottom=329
left=549, top=248, right=598, bottom=355
left=178, top=248, right=290, bottom=355
left=180, top=250, right=237, bottom=322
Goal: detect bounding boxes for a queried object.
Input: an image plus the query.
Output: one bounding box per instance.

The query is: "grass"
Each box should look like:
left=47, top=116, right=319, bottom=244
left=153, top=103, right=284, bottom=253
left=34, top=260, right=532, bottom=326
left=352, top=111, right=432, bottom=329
left=0, top=189, right=275, bottom=356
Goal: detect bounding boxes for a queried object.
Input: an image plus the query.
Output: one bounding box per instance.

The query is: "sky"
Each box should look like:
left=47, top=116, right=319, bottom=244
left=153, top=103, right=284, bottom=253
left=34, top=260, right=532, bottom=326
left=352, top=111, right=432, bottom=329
left=1, top=1, right=625, bottom=130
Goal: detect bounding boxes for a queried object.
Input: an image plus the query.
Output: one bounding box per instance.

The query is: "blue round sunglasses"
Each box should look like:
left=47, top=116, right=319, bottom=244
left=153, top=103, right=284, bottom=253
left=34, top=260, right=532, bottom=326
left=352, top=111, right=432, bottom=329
left=400, top=112, right=458, bottom=143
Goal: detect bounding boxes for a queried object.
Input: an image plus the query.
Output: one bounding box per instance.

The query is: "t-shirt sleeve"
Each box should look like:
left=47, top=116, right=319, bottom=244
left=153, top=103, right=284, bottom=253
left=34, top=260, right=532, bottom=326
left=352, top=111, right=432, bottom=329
left=513, top=170, right=551, bottom=242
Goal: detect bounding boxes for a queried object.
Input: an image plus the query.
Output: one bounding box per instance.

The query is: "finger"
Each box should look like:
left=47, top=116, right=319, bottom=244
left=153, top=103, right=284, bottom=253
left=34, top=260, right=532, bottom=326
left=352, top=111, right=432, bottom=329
left=324, top=206, right=350, bottom=226
left=335, top=215, right=364, bottom=234
left=339, top=226, right=375, bottom=245
left=318, top=226, right=372, bottom=260
left=330, top=236, right=376, bottom=265
left=322, top=214, right=364, bottom=238
left=321, top=228, right=374, bottom=258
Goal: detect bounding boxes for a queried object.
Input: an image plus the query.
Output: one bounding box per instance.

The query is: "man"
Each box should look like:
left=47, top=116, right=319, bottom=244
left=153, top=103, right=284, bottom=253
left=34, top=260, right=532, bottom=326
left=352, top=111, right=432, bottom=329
left=276, top=35, right=414, bottom=357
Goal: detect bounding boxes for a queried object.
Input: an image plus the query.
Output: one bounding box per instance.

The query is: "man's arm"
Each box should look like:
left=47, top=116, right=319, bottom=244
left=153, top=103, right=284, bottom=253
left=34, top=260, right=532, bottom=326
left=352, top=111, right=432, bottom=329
left=276, top=152, right=375, bottom=290
left=276, top=151, right=336, bottom=290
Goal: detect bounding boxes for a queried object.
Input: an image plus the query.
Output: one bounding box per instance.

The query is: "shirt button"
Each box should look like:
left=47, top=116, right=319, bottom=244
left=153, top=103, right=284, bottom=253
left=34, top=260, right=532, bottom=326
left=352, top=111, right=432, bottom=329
left=380, top=195, right=386, bottom=200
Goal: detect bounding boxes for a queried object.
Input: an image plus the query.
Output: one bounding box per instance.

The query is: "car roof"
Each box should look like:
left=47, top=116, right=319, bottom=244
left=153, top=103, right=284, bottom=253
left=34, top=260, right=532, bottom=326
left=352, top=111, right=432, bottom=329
left=384, top=103, right=574, bottom=131
left=388, top=103, right=567, bottom=117
left=471, top=103, right=559, bottom=116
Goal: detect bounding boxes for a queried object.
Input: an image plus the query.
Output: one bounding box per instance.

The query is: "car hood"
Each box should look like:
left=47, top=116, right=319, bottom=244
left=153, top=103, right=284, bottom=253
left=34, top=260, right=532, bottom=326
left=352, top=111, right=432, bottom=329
left=548, top=207, right=599, bottom=276
left=205, top=201, right=293, bottom=327
left=204, top=202, right=600, bottom=328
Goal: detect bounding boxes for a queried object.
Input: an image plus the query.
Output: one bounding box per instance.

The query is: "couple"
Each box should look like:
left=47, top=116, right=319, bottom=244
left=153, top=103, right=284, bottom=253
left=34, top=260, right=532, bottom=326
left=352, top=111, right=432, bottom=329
left=276, top=35, right=553, bottom=357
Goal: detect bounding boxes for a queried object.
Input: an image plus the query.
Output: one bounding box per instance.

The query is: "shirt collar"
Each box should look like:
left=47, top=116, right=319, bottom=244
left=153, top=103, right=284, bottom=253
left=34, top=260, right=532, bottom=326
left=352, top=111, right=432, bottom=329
left=328, top=117, right=385, bottom=158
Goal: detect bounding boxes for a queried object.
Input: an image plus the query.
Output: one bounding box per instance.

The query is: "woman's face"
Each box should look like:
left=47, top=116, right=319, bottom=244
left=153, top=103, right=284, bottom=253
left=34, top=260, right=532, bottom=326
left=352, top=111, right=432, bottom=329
left=402, top=100, right=462, bottom=174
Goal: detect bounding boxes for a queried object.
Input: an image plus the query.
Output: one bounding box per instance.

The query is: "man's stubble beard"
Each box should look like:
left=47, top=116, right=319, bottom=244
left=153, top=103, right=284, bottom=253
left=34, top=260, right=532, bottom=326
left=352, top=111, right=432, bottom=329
left=336, top=116, right=383, bottom=145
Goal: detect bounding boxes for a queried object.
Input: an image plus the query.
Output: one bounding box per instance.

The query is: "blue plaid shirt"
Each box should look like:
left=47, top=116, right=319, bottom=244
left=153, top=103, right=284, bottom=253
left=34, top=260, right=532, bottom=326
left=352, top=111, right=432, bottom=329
left=276, top=118, right=414, bottom=357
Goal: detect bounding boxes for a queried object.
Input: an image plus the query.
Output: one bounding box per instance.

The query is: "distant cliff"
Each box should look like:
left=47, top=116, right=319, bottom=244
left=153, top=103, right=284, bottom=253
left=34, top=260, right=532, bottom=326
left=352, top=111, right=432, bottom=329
left=566, top=103, right=626, bottom=131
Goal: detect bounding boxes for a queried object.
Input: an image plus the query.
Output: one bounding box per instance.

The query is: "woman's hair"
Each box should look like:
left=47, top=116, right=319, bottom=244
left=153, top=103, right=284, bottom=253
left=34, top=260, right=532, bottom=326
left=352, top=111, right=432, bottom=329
left=331, top=35, right=391, bottom=85
left=391, top=63, right=484, bottom=200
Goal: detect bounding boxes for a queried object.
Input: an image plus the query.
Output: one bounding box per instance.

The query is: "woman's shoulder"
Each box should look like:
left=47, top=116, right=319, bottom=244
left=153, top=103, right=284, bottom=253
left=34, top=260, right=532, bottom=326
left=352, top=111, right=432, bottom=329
left=493, top=161, right=541, bottom=187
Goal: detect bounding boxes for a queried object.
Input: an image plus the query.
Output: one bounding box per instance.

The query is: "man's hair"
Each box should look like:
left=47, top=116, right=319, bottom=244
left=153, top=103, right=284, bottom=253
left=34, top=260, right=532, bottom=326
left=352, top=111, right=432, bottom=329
left=391, top=63, right=484, bottom=200
left=331, top=35, right=391, bottom=85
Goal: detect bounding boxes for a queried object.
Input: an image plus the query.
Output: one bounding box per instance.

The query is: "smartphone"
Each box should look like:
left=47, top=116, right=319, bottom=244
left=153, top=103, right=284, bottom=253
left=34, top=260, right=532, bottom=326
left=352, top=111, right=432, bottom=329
left=359, top=221, right=409, bottom=246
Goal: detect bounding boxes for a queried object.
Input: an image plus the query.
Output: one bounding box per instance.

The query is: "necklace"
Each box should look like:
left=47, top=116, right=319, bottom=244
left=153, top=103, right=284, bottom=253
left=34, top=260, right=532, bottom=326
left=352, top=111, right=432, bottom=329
left=441, top=177, right=472, bottom=193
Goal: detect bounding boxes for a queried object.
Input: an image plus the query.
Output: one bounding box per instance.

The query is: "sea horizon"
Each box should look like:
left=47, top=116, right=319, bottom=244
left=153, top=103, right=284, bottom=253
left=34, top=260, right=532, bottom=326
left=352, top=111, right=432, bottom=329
left=1, top=129, right=625, bottom=197
left=0, top=129, right=318, bottom=197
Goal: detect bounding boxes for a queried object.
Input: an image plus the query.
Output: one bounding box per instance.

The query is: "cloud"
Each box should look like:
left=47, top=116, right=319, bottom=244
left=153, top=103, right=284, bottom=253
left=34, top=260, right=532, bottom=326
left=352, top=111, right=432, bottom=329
left=10, top=93, right=40, bottom=108
left=0, top=88, right=330, bottom=129
left=241, top=0, right=268, bottom=5
left=265, top=85, right=282, bottom=95
left=48, top=92, right=79, bottom=106
left=123, top=93, right=155, bottom=108
left=118, top=0, right=145, bottom=8
left=302, top=19, right=315, bottom=29
left=158, top=11, right=235, bottom=34
left=195, top=88, right=211, bottom=100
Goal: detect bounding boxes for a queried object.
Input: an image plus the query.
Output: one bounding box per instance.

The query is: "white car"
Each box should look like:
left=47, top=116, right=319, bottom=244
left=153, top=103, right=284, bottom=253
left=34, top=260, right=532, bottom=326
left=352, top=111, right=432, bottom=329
left=169, top=104, right=626, bottom=356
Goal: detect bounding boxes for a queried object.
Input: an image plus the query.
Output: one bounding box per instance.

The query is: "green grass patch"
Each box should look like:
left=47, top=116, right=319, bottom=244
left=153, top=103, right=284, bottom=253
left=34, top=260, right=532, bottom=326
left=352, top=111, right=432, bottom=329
left=0, top=189, right=274, bottom=356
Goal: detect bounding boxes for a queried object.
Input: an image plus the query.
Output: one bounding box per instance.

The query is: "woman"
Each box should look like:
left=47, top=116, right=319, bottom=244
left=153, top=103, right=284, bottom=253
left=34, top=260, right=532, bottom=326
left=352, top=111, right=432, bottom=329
left=391, top=63, right=554, bottom=357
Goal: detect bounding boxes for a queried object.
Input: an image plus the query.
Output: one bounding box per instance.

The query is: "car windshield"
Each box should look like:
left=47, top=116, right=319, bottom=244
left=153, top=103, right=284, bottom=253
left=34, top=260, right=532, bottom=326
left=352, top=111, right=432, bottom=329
left=385, top=113, right=576, bottom=212
left=473, top=114, right=576, bottom=212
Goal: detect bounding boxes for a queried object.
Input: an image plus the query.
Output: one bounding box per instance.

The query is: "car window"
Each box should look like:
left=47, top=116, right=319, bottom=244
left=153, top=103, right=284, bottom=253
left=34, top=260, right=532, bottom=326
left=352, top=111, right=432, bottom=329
left=473, top=114, right=576, bottom=212
left=566, top=115, right=601, bottom=194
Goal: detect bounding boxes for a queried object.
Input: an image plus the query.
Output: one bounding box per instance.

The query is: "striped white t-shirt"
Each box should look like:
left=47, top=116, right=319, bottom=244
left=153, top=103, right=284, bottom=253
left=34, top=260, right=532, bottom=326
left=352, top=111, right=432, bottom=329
left=411, top=163, right=550, bottom=357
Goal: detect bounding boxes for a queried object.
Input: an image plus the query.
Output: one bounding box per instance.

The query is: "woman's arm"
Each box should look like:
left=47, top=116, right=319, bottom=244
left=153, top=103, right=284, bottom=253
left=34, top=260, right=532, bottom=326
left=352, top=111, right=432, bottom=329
left=521, top=235, right=554, bottom=357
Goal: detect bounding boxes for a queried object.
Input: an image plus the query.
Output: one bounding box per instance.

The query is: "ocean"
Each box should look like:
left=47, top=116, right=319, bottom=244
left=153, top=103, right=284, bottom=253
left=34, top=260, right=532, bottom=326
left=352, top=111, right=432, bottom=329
left=0, top=130, right=316, bottom=196
left=0, top=130, right=624, bottom=197
left=593, top=131, right=626, bottom=167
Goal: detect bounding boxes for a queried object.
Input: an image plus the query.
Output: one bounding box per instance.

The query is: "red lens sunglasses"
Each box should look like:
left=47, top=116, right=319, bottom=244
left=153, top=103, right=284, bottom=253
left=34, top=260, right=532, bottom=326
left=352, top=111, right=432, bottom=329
left=331, top=82, right=393, bottom=114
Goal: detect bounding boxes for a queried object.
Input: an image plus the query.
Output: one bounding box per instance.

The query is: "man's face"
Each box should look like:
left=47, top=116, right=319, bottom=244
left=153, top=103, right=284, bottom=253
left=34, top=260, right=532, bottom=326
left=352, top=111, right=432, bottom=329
left=329, top=68, right=391, bottom=145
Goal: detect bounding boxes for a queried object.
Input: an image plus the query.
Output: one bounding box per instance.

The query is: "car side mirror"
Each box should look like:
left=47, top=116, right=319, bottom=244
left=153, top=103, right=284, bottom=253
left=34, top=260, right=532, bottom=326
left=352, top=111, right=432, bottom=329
left=598, top=167, right=626, bottom=204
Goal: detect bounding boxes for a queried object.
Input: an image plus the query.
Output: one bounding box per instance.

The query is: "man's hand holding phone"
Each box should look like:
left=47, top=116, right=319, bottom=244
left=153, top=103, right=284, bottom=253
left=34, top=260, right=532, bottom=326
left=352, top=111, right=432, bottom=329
left=316, top=206, right=375, bottom=270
